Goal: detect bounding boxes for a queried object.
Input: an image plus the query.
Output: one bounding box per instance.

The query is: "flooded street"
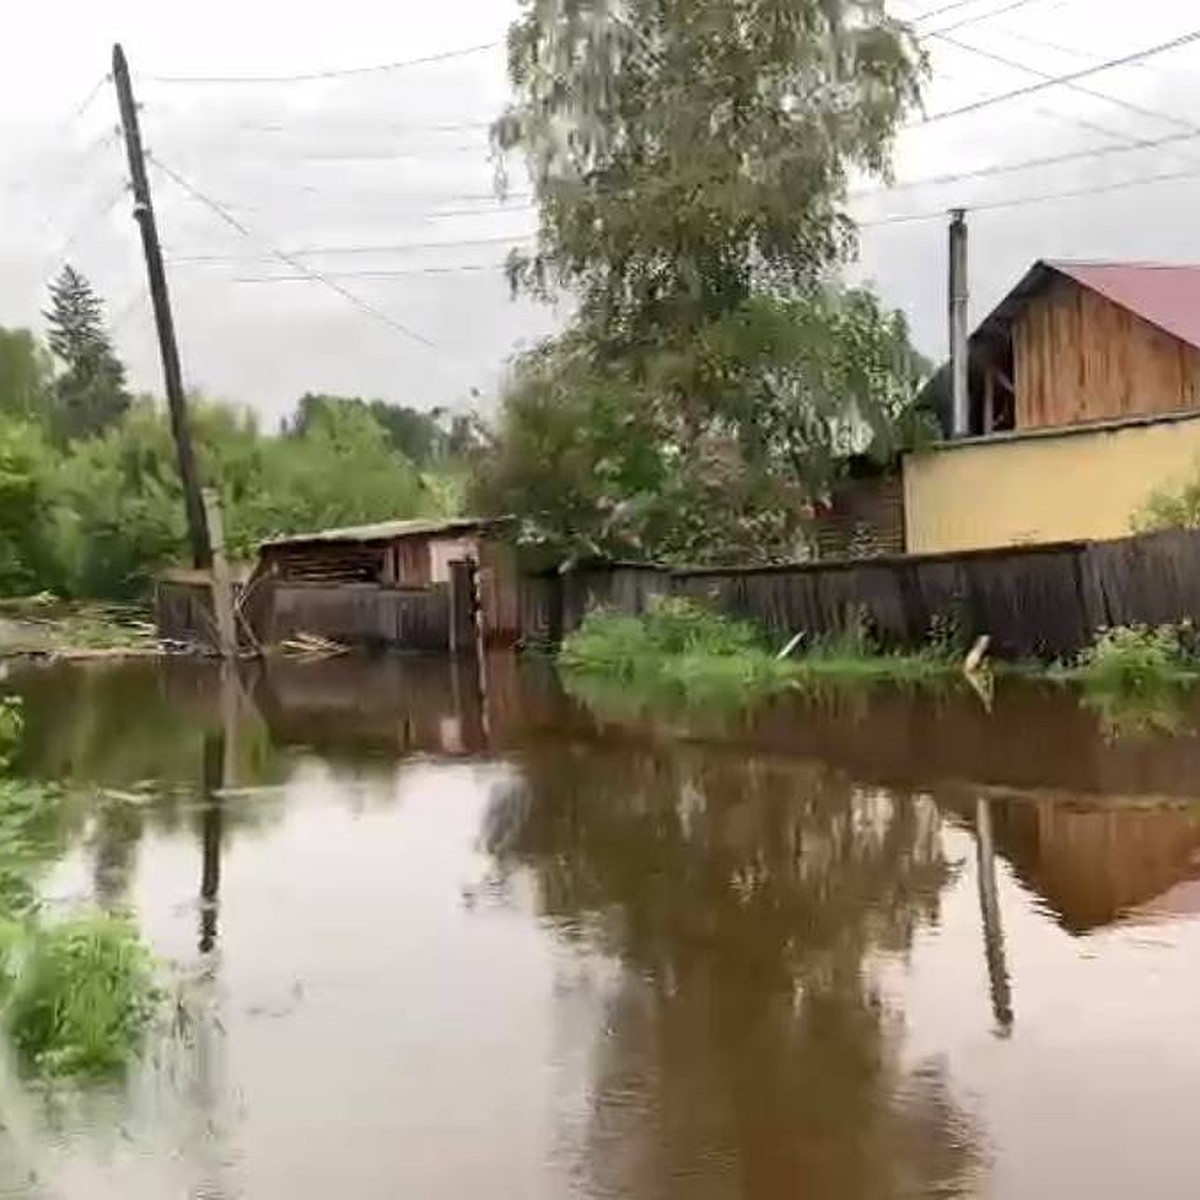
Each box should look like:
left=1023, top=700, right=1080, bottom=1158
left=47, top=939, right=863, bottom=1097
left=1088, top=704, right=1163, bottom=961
left=3, top=658, right=1200, bottom=1198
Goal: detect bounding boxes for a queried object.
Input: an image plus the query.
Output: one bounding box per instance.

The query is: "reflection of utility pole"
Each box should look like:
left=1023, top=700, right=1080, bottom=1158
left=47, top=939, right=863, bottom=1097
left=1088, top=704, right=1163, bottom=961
left=199, top=666, right=238, bottom=953
left=188, top=666, right=239, bottom=1197
left=975, top=797, right=1014, bottom=1034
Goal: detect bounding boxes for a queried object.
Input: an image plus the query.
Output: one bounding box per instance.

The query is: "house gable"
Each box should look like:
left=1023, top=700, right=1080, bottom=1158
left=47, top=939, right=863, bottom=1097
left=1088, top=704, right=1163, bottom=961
left=1013, top=272, right=1200, bottom=431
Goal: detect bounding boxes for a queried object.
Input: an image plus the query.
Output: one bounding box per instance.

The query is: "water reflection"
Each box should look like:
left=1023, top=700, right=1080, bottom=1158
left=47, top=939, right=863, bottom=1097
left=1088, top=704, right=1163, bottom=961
left=2, top=660, right=1200, bottom=1196
left=485, top=743, right=982, bottom=1198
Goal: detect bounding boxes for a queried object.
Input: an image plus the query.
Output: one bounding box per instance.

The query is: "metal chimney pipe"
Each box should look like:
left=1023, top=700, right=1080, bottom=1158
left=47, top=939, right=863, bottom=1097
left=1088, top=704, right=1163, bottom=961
left=948, top=209, right=970, bottom=438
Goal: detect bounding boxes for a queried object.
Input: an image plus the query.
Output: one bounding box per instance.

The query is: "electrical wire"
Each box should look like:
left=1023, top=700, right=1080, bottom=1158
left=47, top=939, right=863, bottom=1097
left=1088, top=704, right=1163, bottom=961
left=850, top=126, right=1200, bottom=198
left=931, top=30, right=1200, bottom=135
left=859, top=159, right=1200, bottom=227
left=148, top=154, right=440, bottom=350
left=169, top=233, right=535, bottom=264
left=224, top=264, right=507, bottom=283
left=921, top=26, right=1200, bottom=124
left=921, top=0, right=1047, bottom=36
left=65, top=75, right=112, bottom=122
left=144, top=40, right=501, bottom=85
left=909, top=0, right=996, bottom=21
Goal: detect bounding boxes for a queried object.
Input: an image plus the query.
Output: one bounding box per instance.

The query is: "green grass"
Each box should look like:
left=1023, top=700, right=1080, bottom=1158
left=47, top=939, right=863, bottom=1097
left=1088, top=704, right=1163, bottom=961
left=559, top=598, right=958, bottom=711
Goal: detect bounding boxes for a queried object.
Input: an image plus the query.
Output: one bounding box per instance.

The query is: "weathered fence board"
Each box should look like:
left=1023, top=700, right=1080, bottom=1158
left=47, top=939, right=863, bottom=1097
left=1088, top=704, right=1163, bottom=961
left=541, top=528, right=1200, bottom=662
left=269, top=582, right=450, bottom=651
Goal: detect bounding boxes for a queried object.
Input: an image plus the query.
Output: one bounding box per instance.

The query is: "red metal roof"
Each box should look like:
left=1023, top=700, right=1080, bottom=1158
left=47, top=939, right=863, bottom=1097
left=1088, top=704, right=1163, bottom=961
left=1049, top=260, right=1200, bottom=351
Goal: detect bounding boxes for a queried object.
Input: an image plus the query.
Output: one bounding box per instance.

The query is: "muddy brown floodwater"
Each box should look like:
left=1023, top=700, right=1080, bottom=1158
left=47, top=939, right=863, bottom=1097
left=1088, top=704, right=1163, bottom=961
left=2, top=656, right=1200, bottom=1198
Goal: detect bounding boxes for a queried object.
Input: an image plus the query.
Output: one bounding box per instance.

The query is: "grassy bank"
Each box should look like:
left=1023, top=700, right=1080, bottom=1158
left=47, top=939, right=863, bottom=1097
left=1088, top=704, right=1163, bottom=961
left=0, top=698, right=159, bottom=1077
left=559, top=599, right=957, bottom=707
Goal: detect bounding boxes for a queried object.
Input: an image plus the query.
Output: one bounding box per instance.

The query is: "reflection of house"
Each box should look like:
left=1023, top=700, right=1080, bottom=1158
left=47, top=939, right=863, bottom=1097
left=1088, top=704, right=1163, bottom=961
left=905, top=262, right=1200, bottom=554
left=984, top=796, right=1200, bottom=934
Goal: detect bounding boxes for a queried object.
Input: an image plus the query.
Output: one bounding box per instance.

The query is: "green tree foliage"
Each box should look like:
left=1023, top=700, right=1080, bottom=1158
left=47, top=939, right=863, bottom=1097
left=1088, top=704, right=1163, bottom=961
left=0, top=286, right=468, bottom=599
left=473, top=335, right=801, bottom=561
left=284, top=393, right=483, bottom=467
left=482, top=0, right=931, bottom=563
left=43, top=265, right=131, bottom=442
left=0, top=419, right=56, bottom=594
left=0, top=328, right=52, bottom=422
left=237, top=397, right=437, bottom=557
left=47, top=397, right=447, bottom=598
left=496, top=0, right=924, bottom=346
left=697, top=288, right=932, bottom=498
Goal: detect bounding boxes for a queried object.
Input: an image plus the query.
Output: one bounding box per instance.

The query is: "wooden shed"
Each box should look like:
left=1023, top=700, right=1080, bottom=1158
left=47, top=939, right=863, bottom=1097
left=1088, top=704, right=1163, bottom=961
left=252, top=516, right=521, bottom=649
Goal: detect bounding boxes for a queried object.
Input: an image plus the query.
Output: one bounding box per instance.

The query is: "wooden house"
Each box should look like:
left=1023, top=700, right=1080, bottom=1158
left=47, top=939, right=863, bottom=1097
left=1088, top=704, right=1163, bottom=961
left=905, top=261, right=1200, bottom=554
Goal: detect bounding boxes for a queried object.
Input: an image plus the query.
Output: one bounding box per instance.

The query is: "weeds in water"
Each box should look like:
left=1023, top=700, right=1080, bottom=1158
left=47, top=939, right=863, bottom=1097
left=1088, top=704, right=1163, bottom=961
left=0, top=698, right=161, bottom=1078
left=0, top=914, right=158, bottom=1077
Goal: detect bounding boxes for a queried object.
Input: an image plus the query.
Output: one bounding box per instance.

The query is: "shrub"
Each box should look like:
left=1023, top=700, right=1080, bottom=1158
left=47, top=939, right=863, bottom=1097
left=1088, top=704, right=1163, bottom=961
left=1076, top=624, right=1187, bottom=693
left=561, top=595, right=766, bottom=678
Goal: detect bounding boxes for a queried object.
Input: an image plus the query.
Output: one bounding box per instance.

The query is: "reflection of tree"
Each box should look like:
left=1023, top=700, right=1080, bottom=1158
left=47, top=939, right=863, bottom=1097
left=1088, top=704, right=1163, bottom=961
left=485, top=741, right=981, bottom=1199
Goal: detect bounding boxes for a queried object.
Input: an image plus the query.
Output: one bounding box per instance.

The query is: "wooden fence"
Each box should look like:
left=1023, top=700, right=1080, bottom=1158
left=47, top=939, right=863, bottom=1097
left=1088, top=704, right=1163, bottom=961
left=266, top=582, right=450, bottom=651
left=159, top=527, right=1200, bottom=661
left=529, top=528, right=1200, bottom=662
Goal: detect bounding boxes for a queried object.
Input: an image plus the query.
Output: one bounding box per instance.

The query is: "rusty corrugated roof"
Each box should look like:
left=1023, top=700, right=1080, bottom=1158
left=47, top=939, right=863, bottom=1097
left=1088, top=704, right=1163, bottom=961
left=1050, top=260, right=1200, bottom=351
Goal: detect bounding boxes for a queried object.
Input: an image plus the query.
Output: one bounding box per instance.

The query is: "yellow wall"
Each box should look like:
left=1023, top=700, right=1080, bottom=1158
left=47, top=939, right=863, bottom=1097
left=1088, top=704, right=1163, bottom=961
left=903, top=415, right=1200, bottom=554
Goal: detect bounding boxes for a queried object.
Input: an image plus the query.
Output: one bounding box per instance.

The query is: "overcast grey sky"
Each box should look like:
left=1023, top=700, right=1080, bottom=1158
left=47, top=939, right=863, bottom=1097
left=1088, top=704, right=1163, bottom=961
left=3, top=0, right=1200, bottom=425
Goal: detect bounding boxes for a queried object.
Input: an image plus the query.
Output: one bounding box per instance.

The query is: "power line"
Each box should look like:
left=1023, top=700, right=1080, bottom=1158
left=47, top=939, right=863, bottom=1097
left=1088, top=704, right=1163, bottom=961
left=931, top=30, right=1200, bottom=135
left=168, top=233, right=535, bottom=264
left=851, top=126, right=1200, bottom=198
left=860, top=159, right=1200, bottom=227
left=67, top=75, right=112, bottom=121
left=922, top=0, right=1047, bottom=36
left=909, top=0, right=996, bottom=22
left=144, top=40, right=500, bottom=85
left=921, top=26, right=1200, bottom=124
left=148, top=153, right=441, bottom=350
left=225, top=264, right=507, bottom=283
left=924, top=61, right=1168, bottom=148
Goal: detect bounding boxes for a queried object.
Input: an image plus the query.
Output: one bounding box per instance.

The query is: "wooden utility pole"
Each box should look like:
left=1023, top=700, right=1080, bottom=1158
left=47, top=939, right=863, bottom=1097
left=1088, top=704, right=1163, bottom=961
left=112, top=42, right=212, bottom=567
left=202, top=488, right=238, bottom=659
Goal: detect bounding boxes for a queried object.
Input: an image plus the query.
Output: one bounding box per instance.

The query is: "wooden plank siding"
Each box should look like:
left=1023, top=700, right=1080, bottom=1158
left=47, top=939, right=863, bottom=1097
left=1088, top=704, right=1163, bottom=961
left=1014, top=276, right=1200, bottom=430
